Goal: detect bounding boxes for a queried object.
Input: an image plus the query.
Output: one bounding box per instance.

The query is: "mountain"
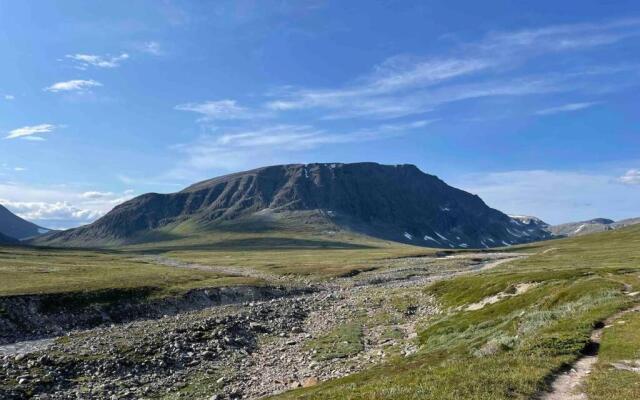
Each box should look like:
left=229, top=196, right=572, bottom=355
left=36, top=163, right=553, bottom=248
left=0, top=204, right=50, bottom=240
left=550, top=217, right=640, bottom=237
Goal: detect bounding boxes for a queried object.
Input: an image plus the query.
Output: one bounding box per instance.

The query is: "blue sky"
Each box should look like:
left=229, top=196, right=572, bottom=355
left=1, top=0, right=639, bottom=228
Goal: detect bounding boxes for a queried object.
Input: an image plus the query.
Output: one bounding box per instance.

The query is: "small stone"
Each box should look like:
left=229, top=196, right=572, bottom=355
left=290, top=381, right=302, bottom=389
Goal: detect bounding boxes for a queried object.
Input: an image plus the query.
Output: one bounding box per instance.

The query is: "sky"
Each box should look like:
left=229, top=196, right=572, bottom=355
left=1, top=0, right=639, bottom=229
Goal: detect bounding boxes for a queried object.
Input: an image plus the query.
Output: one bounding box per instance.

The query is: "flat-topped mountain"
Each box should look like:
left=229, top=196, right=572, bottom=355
left=36, top=163, right=552, bottom=248
left=0, top=204, right=49, bottom=241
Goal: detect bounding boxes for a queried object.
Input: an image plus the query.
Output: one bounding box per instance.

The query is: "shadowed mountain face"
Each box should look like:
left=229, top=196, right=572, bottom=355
left=0, top=231, right=19, bottom=245
left=36, top=163, right=552, bottom=248
left=0, top=204, right=49, bottom=241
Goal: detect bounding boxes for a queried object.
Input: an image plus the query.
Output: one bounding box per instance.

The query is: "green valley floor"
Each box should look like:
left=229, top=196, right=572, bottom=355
left=1, top=226, right=639, bottom=399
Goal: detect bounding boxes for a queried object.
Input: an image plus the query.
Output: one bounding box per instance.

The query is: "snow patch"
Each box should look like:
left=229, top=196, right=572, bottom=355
left=501, top=241, right=512, bottom=246
left=423, top=235, right=439, bottom=243
left=459, top=243, right=469, bottom=248
left=37, top=228, right=50, bottom=234
left=574, top=224, right=587, bottom=233
left=403, top=232, right=413, bottom=240
left=435, top=232, right=449, bottom=241
left=506, top=228, right=522, bottom=238
left=440, top=207, right=451, bottom=212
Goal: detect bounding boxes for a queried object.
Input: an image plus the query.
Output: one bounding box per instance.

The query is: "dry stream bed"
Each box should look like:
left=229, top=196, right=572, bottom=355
left=0, top=252, right=525, bottom=400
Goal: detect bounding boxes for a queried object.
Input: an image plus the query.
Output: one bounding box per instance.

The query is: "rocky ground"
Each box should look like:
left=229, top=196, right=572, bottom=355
left=0, top=252, right=524, bottom=400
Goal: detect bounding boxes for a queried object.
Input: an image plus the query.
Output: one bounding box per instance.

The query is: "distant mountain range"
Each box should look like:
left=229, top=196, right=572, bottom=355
left=35, top=162, right=553, bottom=248
left=0, top=204, right=49, bottom=241
left=549, top=217, right=640, bottom=237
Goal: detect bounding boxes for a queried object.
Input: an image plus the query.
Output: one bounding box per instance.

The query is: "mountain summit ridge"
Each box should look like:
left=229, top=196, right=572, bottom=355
left=36, top=162, right=552, bottom=248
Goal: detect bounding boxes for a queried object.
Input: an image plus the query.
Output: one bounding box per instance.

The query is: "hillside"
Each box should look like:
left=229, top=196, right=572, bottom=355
left=0, top=204, right=49, bottom=240
left=35, top=163, right=551, bottom=248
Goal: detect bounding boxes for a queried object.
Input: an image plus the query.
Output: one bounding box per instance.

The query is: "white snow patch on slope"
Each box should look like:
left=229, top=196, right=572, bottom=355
left=37, top=228, right=50, bottom=234
left=403, top=232, right=413, bottom=240
left=506, top=228, right=522, bottom=238
left=423, top=235, right=439, bottom=243
left=574, top=224, right=587, bottom=233
left=502, top=241, right=512, bottom=246
left=435, top=232, right=449, bottom=241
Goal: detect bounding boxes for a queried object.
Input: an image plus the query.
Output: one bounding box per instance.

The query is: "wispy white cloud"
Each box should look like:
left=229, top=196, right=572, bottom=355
left=262, top=18, right=640, bottom=120
left=454, top=168, right=640, bottom=224
left=175, top=100, right=267, bottom=121
left=619, top=169, right=640, bottom=185
left=81, top=191, right=115, bottom=199
left=169, top=120, right=434, bottom=176
left=66, top=53, right=129, bottom=69
left=44, top=79, right=102, bottom=93
left=535, top=102, right=600, bottom=115
left=5, top=124, right=56, bottom=140
left=3, top=94, right=14, bottom=100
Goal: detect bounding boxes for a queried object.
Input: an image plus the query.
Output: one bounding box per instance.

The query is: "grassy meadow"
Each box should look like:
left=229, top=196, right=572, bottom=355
left=269, top=225, right=640, bottom=399
left=0, top=245, right=260, bottom=297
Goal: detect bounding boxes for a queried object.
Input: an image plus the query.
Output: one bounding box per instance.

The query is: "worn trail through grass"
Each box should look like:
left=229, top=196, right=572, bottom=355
left=541, top=302, right=640, bottom=400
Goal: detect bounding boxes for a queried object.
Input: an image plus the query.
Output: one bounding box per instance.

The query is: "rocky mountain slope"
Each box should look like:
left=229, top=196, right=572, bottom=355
left=0, top=204, right=49, bottom=241
left=36, top=163, right=552, bottom=248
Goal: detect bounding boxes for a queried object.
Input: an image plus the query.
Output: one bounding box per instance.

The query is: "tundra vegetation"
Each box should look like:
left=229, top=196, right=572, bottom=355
left=0, top=225, right=639, bottom=399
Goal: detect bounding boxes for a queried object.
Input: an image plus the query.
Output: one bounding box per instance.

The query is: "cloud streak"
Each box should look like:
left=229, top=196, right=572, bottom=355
left=44, top=79, right=102, bottom=92
left=66, top=53, right=129, bottom=69
left=5, top=124, right=56, bottom=140
left=535, top=102, right=600, bottom=115
left=175, top=100, right=267, bottom=121
left=169, top=120, right=434, bottom=177
left=261, top=18, right=640, bottom=120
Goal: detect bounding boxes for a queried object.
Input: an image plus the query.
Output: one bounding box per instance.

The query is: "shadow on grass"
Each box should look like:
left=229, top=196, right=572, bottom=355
left=137, top=237, right=377, bottom=254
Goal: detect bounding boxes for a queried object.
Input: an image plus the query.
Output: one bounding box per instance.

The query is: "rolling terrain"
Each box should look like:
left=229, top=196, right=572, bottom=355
left=550, top=217, right=640, bottom=237
left=1, top=225, right=639, bottom=399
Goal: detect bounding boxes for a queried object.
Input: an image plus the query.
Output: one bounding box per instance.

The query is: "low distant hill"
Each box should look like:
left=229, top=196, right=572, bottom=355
left=35, top=162, right=552, bottom=249
left=550, top=217, right=640, bottom=237
left=0, top=204, right=50, bottom=240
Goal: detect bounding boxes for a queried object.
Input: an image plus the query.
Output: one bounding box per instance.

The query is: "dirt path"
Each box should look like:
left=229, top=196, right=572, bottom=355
left=540, top=304, right=640, bottom=400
